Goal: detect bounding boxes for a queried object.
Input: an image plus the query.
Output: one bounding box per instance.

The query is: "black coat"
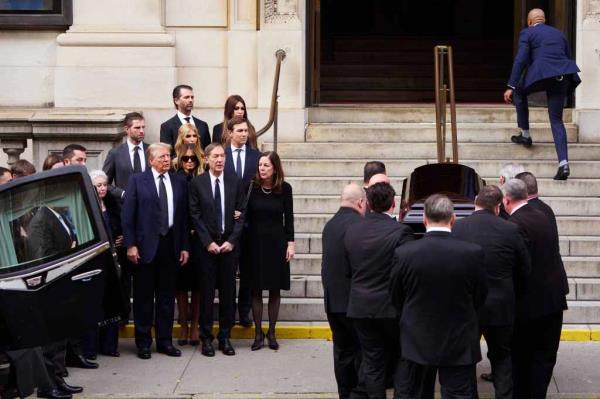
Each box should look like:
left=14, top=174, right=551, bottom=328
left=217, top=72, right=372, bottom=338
left=188, top=171, right=244, bottom=248
left=212, top=123, right=224, bottom=145
left=160, top=115, right=211, bottom=151
left=344, top=211, right=413, bottom=319
left=390, top=231, right=487, bottom=367
left=452, top=209, right=531, bottom=326
left=321, top=207, right=364, bottom=314
left=26, top=206, right=73, bottom=260
left=102, top=142, right=150, bottom=200
left=508, top=204, right=569, bottom=321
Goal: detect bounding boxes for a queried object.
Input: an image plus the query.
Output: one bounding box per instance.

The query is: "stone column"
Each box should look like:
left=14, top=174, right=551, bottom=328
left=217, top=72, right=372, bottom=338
left=54, top=0, right=175, bottom=108
left=228, top=0, right=259, bottom=107
left=575, top=0, right=600, bottom=142
left=1, top=141, right=27, bottom=166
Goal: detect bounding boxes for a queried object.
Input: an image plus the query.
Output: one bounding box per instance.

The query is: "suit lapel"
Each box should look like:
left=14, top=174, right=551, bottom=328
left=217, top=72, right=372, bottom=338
left=169, top=172, right=179, bottom=216
left=143, top=170, right=159, bottom=204
left=119, top=143, right=134, bottom=173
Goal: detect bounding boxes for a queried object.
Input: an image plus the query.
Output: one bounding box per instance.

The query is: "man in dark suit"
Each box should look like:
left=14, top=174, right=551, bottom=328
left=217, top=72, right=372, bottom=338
left=344, top=182, right=413, bottom=399
left=362, top=161, right=386, bottom=188
left=103, top=112, right=149, bottom=199
left=224, top=116, right=261, bottom=327
left=390, top=194, right=487, bottom=399
left=452, top=186, right=531, bottom=398
left=122, top=143, right=190, bottom=360
left=160, top=85, right=211, bottom=152
left=504, top=8, right=581, bottom=180
left=502, top=179, right=568, bottom=398
left=189, top=143, right=244, bottom=357
left=322, top=183, right=367, bottom=399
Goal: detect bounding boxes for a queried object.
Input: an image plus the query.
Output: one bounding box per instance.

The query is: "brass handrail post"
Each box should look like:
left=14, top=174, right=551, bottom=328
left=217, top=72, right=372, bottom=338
left=256, top=49, right=287, bottom=152
left=433, top=45, right=458, bottom=164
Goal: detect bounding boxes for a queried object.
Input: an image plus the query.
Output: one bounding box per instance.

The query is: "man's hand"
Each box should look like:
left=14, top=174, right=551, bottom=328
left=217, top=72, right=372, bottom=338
left=504, top=88, right=513, bottom=104
left=234, top=210, right=241, bottom=220
left=207, top=242, right=220, bottom=254
left=179, top=250, right=190, bottom=265
left=114, top=235, right=124, bottom=248
left=219, top=241, right=234, bottom=253
left=127, top=245, right=140, bottom=264
left=286, top=242, right=295, bottom=262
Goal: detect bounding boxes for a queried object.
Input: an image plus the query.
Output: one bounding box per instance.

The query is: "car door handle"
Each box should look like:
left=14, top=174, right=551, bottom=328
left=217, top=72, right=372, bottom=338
left=71, top=269, right=102, bottom=281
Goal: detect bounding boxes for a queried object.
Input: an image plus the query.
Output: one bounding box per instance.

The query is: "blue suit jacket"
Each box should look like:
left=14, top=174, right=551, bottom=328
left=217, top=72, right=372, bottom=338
left=224, top=146, right=261, bottom=188
left=122, top=169, right=189, bottom=264
left=508, top=23, right=580, bottom=93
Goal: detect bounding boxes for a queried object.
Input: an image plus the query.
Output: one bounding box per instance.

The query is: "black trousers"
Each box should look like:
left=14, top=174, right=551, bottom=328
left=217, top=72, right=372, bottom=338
left=236, top=242, right=252, bottom=321
left=198, top=248, right=236, bottom=340
left=82, top=322, right=120, bottom=357
left=512, top=311, right=563, bottom=399
left=351, top=318, right=399, bottom=399
left=394, top=358, right=475, bottom=399
left=6, top=348, right=54, bottom=397
left=327, top=312, right=361, bottom=399
left=132, top=231, right=178, bottom=349
left=41, top=341, right=66, bottom=386
left=480, top=324, right=513, bottom=399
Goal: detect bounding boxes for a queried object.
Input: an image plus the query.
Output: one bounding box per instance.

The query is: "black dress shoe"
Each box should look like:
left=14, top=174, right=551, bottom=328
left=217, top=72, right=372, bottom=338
left=218, top=339, right=236, bottom=356
left=37, top=389, right=72, bottom=399
left=157, top=345, right=182, bottom=357
left=56, top=382, right=83, bottom=394
left=554, top=164, right=570, bottom=180
left=267, top=332, right=279, bottom=350
left=100, top=350, right=120, bottom=357
left=137, top=347, right=151, bottom=360
left=511, top=133, right=533, bottom=147
left=480, top=372, right=494, bottom=382
left=239, top=316, right=253, bottom=328
left=65, top=354, right=98, bottom=369
left=201, top=340, right=215, bottom=357
left=251, top=332, right=264, bottom=351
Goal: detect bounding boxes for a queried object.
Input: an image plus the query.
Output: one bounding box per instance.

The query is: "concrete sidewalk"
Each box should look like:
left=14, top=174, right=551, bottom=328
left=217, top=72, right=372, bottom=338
left=68, top=339, right=600, bottom=398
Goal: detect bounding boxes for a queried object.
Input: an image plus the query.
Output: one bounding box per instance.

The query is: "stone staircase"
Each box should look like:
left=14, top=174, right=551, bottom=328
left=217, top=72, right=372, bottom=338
left=260, top=105, right=600, bottom=325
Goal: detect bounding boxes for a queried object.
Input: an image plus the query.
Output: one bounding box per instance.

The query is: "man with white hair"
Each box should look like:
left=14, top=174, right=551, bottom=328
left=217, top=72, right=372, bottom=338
left=498, top=163, right=524, bottom=219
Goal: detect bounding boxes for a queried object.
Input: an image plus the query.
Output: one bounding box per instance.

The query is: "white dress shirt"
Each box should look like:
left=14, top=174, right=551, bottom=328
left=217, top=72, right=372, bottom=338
left=209, top=171, right=226, bottom=232
left=426, top=226, right=452, bottom=233
left=151, top=168, right=174, bottom=228
left=230, top=143, right=246, bottom=176
left=127, top=139, right=146, bottom=172
left=178, top=111, right=195, bottom=126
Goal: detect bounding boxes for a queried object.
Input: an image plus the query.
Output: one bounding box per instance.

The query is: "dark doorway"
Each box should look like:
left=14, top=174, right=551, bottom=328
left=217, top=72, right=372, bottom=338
left=307, top=0, right=575, bottom=104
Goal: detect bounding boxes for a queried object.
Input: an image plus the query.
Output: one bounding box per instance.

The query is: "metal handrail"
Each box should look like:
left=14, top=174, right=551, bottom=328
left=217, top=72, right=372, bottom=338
left=256, top=49, right=286, bottom=152
left=433, top=45, right=458, bottom=163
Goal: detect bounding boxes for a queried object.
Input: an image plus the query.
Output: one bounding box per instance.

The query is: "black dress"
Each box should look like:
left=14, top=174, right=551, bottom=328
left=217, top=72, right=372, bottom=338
left=176, top=170, right=201, bottom=291
left=244, top=182, right=294, bottom=290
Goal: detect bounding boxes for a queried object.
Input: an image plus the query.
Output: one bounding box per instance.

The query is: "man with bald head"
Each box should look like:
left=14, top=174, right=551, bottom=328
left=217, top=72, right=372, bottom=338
left=322, top=183, right=367, bottom=399
left=504, top=8, right=580, bottom=181
left=367, top=173, right=390, bottom=188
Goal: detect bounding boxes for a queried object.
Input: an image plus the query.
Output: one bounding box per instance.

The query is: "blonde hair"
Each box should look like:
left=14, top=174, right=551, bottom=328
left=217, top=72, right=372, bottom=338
left=173, top=143, right=205, bottom=176
left=172, top=124, right=205, bottom=171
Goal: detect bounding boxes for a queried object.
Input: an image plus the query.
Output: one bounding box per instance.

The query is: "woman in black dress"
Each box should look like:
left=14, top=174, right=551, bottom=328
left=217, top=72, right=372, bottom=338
left=212, top=95, right=258, bottom=148
left=244, top=151, right=295, bottom=350
left=173, top=143, right=205, bottom=345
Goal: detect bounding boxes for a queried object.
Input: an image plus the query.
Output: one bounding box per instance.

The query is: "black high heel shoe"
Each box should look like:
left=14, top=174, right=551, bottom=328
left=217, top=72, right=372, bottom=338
left=251, top=331, right=265, bottom=351
left=267, top=331, right=279, bottom=350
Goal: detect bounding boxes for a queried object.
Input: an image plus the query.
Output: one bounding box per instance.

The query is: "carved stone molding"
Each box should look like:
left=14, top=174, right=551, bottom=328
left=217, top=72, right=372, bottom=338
left=264, top=0, right=299, bottom=25
left=585, top=0, right=600, bottom=21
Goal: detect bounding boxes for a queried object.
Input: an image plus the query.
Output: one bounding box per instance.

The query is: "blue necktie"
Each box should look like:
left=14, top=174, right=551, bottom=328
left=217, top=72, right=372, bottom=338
left=235, top=149, right=243, bottom=179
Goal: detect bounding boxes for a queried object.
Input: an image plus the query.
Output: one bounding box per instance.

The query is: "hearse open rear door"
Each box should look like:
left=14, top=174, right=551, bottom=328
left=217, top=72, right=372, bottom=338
left=0, top=166, right=125, bottom=350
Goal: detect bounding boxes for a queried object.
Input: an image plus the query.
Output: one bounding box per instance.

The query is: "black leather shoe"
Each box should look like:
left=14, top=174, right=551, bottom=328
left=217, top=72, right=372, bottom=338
left=201, top=339, right=215, bottom=357
left=251, top=332, right=264, bottom=351
left=267, top=332, right=279, bottom=350
left=511, top=133, right=533, bottom=147
left=56, top=382, right=83, bottom=394
left=218, top=339, right=236, bottom=356
left=554, top=164, right=570, bottom=180
left=65, top=354, right=98, bottom=369
left=157, top=345, right=181, bottom=357
left=137, top=347, right=151, bottom=360
left=37, top=388, right=72, bottom=399
left=239, top=316, right=253, bottom=328
left=100, top=350, right=120, bottom=357
left=480, top=372, right=494, bottom=382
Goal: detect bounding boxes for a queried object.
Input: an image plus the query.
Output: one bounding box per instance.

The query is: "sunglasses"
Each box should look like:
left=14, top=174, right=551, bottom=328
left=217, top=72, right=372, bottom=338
left=234, top=106, right=245, bottom=111
left=181, top=155, right=198, bottom=163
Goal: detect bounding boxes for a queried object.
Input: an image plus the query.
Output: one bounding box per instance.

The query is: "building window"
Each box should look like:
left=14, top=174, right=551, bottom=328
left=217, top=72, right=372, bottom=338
left=0, top=0, right=72, bottom=29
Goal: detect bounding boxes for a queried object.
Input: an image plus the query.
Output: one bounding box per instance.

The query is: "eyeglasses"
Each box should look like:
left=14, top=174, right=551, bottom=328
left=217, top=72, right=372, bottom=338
left=234, top=106, right=245, bottom=111
left=181, top=155, right=199, bottom=163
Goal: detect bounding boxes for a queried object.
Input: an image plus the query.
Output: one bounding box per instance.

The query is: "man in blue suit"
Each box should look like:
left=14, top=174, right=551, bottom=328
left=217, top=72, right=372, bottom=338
left=504, top=8, right=580, bottom=181
left=224, top=116, right=261, bottom=327
left=122, top=143, right=190, bottom=360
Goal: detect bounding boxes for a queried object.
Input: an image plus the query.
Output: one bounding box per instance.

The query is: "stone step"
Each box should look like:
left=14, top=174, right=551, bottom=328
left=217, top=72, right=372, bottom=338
left=307, top=106, right=573, bottom=124
left=306, top=123, right=578, bottom=143
left=272, top=298, right=600, bottom=323
left=291, top=195, right=600, bottom=216
left=286, top=177, right=600, bottom=197
left=295, top=234, right=600, bottom=257
left=282, top=160, right=600, bottom=179
left=263, top=143, right=600, bottom=161
left=294, top=214, right=600, bottom=235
